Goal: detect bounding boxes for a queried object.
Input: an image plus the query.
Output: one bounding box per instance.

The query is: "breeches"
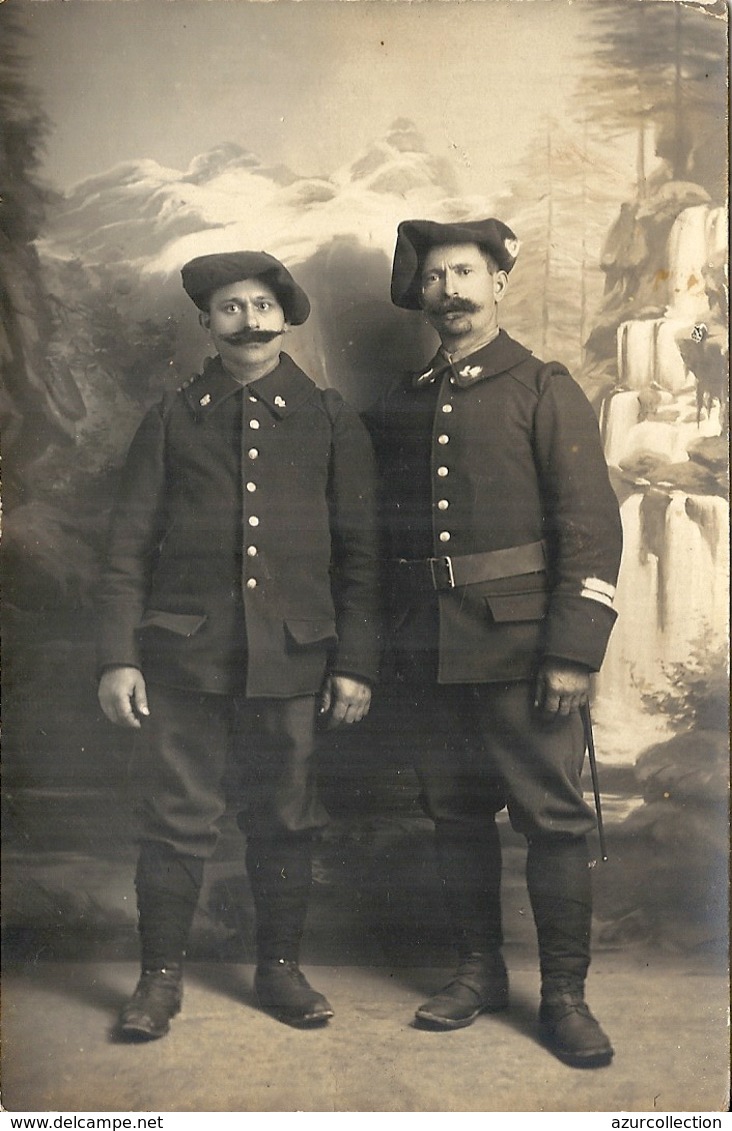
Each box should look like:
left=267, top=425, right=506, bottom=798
left=128, top=683, right=329, bottom=858
left=405, top=681, right=595, bottom=839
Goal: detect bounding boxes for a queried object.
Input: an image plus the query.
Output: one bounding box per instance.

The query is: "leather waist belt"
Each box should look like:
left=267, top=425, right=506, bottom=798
left=392, top=540, right=547, bottom=592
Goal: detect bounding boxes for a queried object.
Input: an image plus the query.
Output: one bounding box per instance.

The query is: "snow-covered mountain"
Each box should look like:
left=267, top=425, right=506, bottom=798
left=46, top=144, right=323, bottom=263
left=42, top=120, right=476, bottom=278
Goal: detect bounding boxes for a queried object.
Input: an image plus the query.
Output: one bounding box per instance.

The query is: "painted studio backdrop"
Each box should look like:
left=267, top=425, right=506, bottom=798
left=2, top=0, right=728, bottom=969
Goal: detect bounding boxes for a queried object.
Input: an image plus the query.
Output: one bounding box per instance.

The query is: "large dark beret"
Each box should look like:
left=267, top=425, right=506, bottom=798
left=181, top=251, right=310, bottom=324
left=390, top=218, right=520, bottom=309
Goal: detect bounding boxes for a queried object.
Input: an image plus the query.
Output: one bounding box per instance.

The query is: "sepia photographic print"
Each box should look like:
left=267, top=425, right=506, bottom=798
left=1, top=0, right=729, bottom=1117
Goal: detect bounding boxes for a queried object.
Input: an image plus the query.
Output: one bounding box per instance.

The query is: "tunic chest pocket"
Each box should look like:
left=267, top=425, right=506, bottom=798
left=483, top=589, right=548, bottom=623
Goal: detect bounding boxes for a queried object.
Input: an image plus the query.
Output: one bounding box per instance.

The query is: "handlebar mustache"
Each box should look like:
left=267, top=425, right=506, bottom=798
left=430, top=298, right=482, bottom=315
left=221, top=329, right=285, bottom=344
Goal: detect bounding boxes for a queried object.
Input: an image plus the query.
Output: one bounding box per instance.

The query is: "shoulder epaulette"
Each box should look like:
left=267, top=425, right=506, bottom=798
left=176, top=373, right=200, bottom=393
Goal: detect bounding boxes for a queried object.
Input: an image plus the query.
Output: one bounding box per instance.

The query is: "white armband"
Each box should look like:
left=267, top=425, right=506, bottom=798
left=580, top=577, right=616, bottom=609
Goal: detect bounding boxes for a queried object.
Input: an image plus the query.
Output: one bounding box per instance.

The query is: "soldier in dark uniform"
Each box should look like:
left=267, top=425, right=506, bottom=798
left=97, top=251, right=380, bottom=1039
left=368, top=219, right=622, bottom=1067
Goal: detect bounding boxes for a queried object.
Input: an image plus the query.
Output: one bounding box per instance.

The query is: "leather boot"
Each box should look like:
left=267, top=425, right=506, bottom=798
left=118, top=966, right=183, bottom=1041
left=527, top=834, right=613, bottom=1068
left=414, top=814, right=507, bottom=1030
left=117, top=843, right=203, bottom=1041
left=415, top=950, right=509, bottom=1029
left=539, top=987, right=614, bottom=1068
left=254, top=959, right=334, bottom=1026
left=246, top=835, right=332, bottom=1025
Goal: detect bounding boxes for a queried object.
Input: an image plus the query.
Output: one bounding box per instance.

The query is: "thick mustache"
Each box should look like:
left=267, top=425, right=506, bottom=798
left=431, top=298, right=481, bottom=315
left=222, top=329, right=285, bottom=344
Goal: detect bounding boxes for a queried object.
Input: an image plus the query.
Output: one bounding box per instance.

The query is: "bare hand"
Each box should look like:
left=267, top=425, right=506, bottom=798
left=534, top=660, right=590, bottom=720
left=319, top=674, right=371, bottom=729
left=98, top=666, right=150, bottom=728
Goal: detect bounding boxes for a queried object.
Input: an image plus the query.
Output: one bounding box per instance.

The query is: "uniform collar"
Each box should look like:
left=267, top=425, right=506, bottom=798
left=248, top=351, right=316, bottom=418
left=182, top=353, right=315, bottom=419
left=410, top=329, right=533, bottom=390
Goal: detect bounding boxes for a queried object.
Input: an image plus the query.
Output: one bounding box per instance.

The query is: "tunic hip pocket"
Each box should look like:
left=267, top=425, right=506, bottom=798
left=139, top=610, right=208, bottom=636
left=284, top=618, right=338, bottom=649
left=484, top=590, right=548, bottom=623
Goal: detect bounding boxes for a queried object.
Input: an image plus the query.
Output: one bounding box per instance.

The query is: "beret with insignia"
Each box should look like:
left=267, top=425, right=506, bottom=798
left=390, top=218, right=520, bottom=310
left=181, top=251, right=310, bottom=324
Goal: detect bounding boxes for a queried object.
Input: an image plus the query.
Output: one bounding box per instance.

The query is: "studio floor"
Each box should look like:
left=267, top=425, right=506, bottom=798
left=2, top=788, right=729, bottom=1114
left=3, top=954, right=729, bottom=1114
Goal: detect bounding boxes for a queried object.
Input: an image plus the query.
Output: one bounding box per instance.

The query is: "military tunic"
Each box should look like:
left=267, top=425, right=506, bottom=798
left=370, top=329, right=622, bottom=685
left=97, top=352, right=380, bottom=696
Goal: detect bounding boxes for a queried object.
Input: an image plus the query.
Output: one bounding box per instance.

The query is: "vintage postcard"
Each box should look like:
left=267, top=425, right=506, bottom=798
left=2, top=0, right=729, bottom=1117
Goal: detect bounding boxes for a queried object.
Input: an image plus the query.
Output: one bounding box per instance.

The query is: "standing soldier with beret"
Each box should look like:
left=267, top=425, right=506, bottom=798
left=368, top=219, right=622, bottom=1067
left=97, top=251, right=380, bottom=1039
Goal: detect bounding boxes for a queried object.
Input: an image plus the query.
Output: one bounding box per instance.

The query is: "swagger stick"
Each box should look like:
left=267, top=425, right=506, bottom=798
left=581, top=702, right=608, bottom=862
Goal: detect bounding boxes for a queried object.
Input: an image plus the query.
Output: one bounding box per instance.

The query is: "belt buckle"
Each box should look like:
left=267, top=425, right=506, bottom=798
left=429, top=555, right=455, bottom=590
